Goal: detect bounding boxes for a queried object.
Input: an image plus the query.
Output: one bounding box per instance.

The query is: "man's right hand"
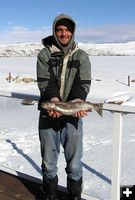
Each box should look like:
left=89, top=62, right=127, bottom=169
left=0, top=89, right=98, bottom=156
left=50, top=97, right=60, bottom=102
left=71, top=98, right=90, bottom=118
left=48, top=97, right=62, bottom=118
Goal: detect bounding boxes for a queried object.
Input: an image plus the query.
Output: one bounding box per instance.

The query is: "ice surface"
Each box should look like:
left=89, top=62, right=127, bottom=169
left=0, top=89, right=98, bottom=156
left=0, top=54, right=135, bottom=200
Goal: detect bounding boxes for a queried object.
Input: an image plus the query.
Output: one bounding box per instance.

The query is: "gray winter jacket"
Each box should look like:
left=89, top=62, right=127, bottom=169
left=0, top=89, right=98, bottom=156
left=37, top=14, right=91, bottom=111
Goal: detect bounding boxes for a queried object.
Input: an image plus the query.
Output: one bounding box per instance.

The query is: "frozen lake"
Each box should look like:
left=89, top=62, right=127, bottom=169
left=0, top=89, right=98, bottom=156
left=0, top=56, right=135, bottom=200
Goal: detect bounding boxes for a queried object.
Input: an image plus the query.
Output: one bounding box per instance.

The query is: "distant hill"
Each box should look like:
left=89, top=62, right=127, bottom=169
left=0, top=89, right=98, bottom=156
left=0, top=41, right=135, bottom=57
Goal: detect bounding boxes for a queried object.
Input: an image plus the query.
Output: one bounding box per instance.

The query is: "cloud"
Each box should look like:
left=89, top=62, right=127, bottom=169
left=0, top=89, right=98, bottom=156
left=0, top=24, right=135, bottom=44
left=76, top=24, right=135, bottom=43
left=0, top=25, right=51, bottom=44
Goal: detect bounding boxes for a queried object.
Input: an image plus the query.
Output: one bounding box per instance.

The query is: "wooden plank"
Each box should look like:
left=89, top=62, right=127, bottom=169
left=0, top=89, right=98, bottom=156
left=0, top=90, right=39, bottom=101
left=0, top=169, right=100, bottom=200
left=103, top=103, right=135, bottom=114
left=111, top=112, right=123, bottom=200
left=0, top=193, right=16, bottom=200
left=0, top=170, right=44, bottom=200
left=1, top=90, right=135, bottom=114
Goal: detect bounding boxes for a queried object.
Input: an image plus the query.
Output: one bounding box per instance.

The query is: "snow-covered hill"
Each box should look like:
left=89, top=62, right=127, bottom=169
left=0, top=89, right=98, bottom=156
left=1, top=41, right=135, bottom=57
left=0, top=43, right=42, bottom=57
left=79, top=42, right=135, bottom=56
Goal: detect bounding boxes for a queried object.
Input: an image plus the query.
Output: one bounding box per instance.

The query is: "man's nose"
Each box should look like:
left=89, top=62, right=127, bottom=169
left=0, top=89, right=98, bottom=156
left=62, top=30, right=67, bottom=36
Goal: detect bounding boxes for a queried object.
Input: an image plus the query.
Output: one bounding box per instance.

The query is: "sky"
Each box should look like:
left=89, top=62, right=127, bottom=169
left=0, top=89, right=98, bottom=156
left=0, top=0, right=135, bottom=44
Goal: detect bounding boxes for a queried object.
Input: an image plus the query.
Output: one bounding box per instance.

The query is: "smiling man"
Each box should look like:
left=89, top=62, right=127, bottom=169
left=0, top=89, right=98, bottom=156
left=37, top=14, right=91, bottom=200
left=55, top=19, right=73, bottom=46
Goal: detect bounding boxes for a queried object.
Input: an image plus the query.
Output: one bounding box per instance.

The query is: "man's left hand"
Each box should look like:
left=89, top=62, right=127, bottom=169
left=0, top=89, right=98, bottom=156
left=74, top=110, right=88, bottom=118
left=71, top=98, right=89, bottom=118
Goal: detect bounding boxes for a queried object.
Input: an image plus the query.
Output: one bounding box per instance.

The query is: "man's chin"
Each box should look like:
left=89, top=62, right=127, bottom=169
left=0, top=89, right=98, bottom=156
left=59, top=39, right=70, bottom=46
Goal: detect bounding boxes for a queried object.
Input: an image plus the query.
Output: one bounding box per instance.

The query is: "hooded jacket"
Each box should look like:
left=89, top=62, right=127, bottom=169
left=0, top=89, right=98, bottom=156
left=37, top=14, right=91, bottom=111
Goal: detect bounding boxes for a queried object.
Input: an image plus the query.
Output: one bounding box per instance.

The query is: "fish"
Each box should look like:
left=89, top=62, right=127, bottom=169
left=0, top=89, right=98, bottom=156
left=41, top=101, right=103, bottom=116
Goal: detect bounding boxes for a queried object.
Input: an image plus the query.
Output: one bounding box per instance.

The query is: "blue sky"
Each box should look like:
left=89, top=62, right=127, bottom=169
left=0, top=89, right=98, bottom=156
left=0, top=0, right=135, bottom=44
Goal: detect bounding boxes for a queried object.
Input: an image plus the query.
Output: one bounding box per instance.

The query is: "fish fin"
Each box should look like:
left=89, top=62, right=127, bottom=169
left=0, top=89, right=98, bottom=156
left=87, top=108, right=92, bottom=112
left=95, top=103, right=103, bottom=116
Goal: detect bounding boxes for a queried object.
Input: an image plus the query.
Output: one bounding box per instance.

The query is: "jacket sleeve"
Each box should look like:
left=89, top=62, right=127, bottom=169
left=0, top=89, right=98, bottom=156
left=69, top=50, right=91, bottom=101
left=37, top=49, right=61, bottom=101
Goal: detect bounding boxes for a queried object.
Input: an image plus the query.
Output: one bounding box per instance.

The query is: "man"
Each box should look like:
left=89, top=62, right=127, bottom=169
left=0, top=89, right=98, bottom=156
left=37, top=13, right=91, bottom=200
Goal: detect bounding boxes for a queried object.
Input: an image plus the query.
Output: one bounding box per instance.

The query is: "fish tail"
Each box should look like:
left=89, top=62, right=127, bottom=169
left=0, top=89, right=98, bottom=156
left=95, top=103, right=103, bottom=116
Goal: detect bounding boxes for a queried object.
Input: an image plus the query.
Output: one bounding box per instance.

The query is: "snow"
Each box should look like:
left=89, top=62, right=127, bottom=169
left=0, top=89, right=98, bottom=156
left=105, top=93, right=132, bottom=104
left=0, top=43, right=135, bottom=200
left=1, top=41, right=135, bottom=57
left=79, top=41, right=135, bottom=56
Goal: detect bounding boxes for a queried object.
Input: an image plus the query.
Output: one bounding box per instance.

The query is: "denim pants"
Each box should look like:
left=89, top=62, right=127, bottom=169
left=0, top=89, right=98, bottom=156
left=39, top=114, right=83, bottom=181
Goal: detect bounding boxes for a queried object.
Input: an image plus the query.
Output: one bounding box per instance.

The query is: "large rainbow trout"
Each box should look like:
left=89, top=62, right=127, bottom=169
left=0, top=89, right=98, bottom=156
left=41, top=101, right=103, bottom=116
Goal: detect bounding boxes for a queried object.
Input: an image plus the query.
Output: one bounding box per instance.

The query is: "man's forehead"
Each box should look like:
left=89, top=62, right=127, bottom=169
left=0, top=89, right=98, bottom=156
left=56, top=25, right=69, bottom=29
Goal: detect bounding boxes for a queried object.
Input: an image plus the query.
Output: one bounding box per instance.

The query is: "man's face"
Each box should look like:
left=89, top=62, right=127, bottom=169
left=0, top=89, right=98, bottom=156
left=55, top=25, right=73, bottom=46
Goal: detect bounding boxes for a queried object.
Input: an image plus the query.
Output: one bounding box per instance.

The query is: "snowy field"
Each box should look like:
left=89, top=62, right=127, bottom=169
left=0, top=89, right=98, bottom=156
left=0, top=56, right=135, bottom=200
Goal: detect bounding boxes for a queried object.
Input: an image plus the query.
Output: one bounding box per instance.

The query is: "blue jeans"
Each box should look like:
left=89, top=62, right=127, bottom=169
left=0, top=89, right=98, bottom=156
left=39, top=114, right=83, bottom=181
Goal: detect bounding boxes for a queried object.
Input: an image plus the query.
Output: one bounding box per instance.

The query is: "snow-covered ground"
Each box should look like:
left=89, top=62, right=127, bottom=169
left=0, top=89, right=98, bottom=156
left=1, top=41, right=135, bottom=57
left=0, top=55, right=135, bottom=200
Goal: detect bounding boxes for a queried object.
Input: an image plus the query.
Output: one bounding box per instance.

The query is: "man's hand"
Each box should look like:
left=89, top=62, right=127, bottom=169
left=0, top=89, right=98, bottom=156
left=74, top=110, right=88, bottom=118
left=72, top=98, right=90, bottom=118
left=50, top=97, right=60, bottom=102
left=48, top=97, right=62, bottom=118
left=48, top=110, right=62, bottom=118
left=71, top=98, right=84, bottom=103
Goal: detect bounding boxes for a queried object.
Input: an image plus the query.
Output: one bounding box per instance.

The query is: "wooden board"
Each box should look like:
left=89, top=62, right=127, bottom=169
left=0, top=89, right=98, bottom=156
left=0, top=170, right=44, bottom=200
left=0, top=169, right=100, bottom=200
